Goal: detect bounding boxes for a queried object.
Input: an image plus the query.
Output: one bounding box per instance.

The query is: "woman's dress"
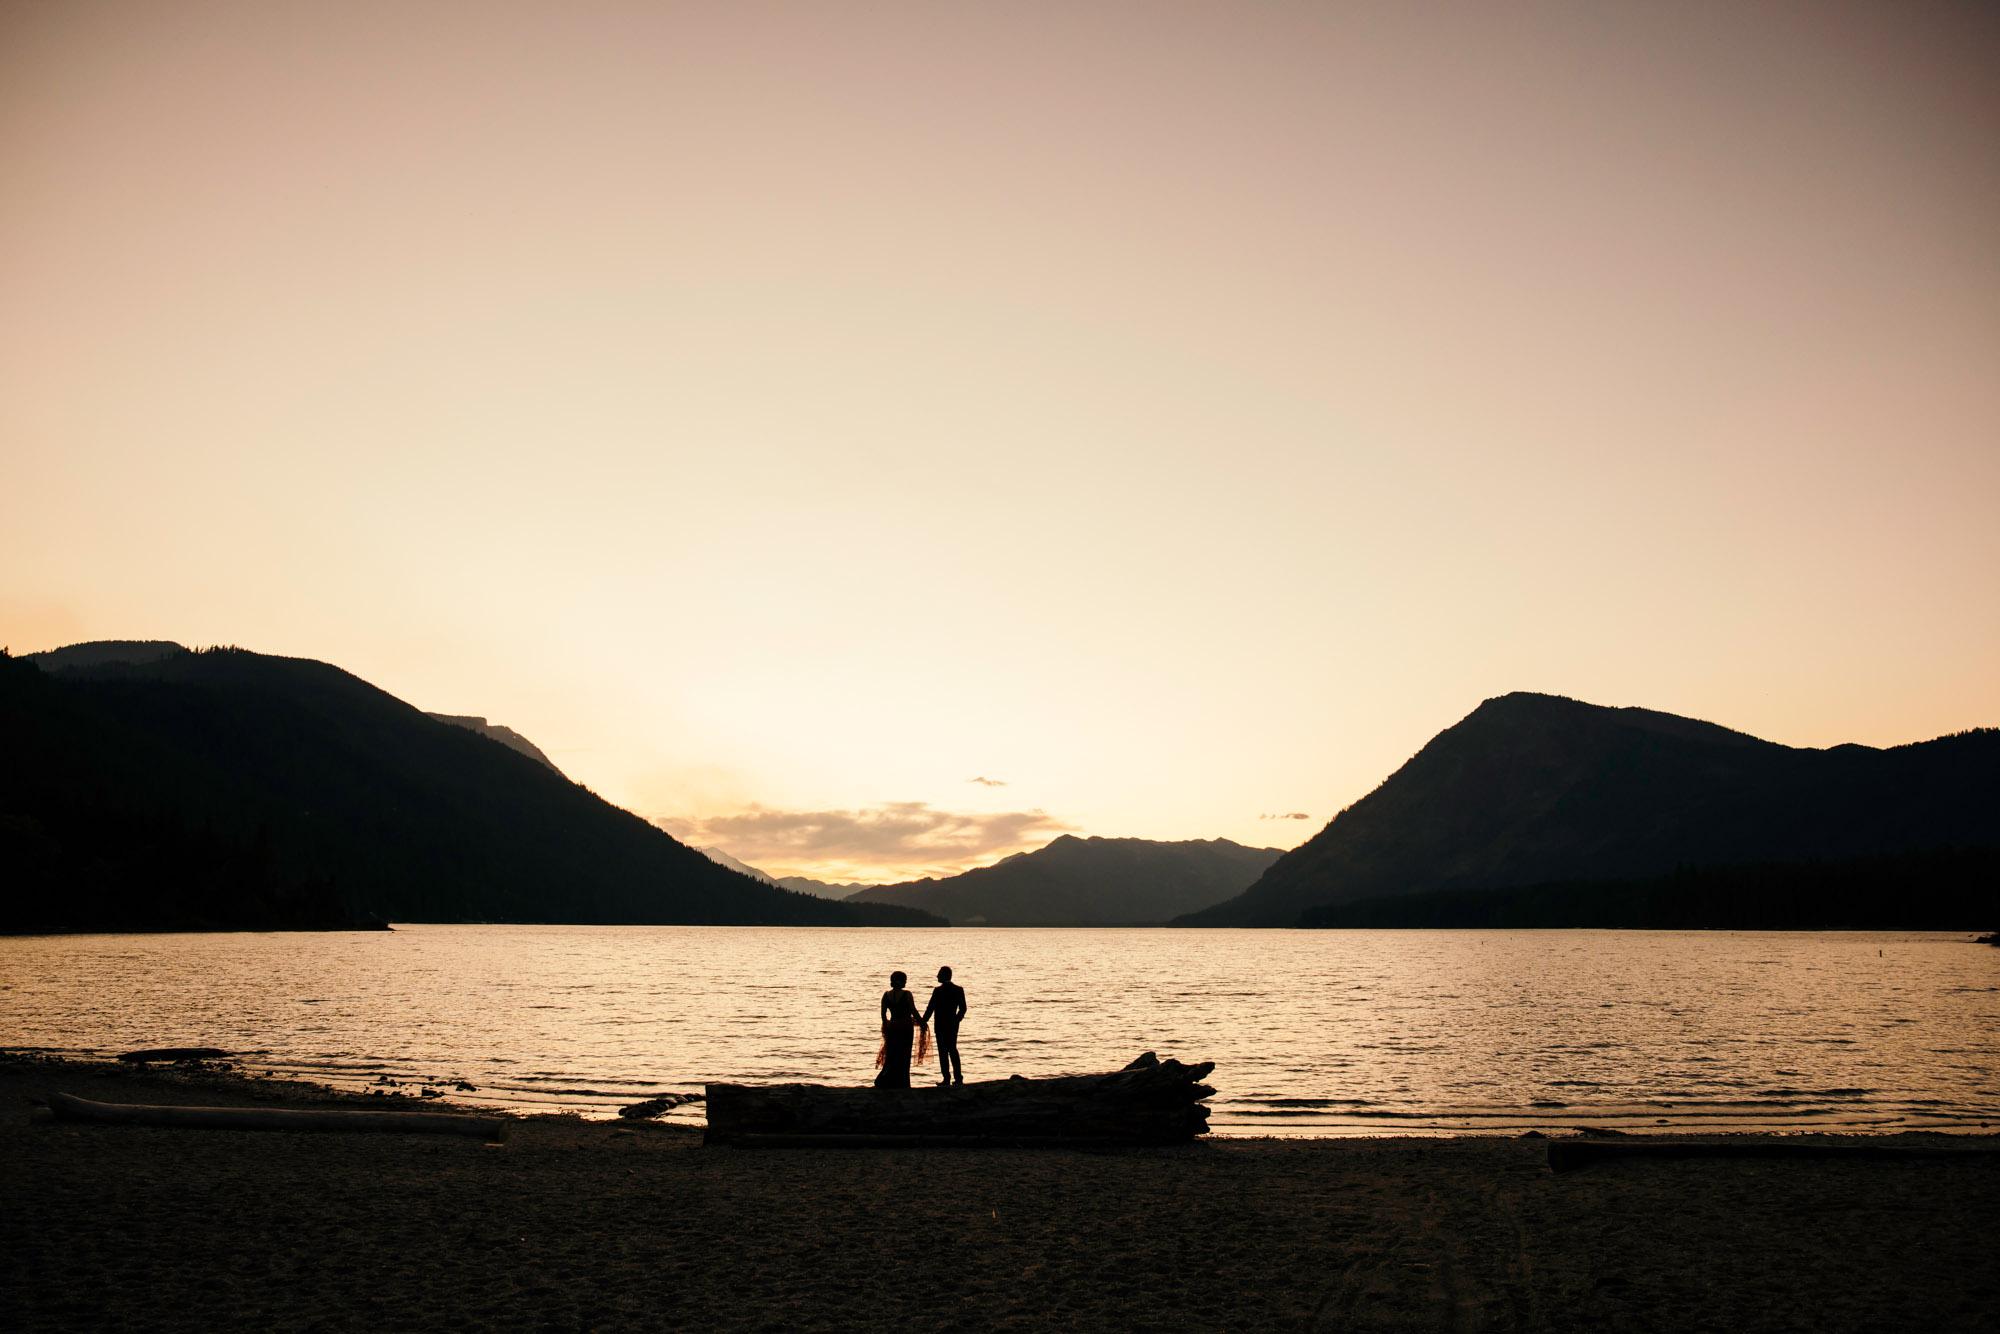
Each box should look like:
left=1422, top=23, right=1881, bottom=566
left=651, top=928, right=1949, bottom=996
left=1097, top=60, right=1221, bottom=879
left=874, top=988, right=922, bottom=1088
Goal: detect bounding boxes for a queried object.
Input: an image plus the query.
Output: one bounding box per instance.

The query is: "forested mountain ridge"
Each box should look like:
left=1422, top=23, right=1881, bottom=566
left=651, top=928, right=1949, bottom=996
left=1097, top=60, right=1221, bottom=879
left=845, top=834, right=1282, bottom=925
left=425, top=713, right=562, bottom=773
left=1178, top=692, right=2000, bottom=928
left=1, top=644, right=940, bottom=931
left=1299, top=847, right=1997, bottom=929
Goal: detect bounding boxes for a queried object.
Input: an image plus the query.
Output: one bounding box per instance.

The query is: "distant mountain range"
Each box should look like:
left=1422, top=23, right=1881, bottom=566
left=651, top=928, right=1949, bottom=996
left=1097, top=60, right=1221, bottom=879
left=15, top=649, right=1989, bottom=934
left=779, top=872, right=880, bottom=897
left=693, top=847, right=873, bottom=900
left=1179, top=692, right=2000, bottom=928
left=2, top=642, right=942, bottom=932
left=842, top=834, right=1284, bottom=925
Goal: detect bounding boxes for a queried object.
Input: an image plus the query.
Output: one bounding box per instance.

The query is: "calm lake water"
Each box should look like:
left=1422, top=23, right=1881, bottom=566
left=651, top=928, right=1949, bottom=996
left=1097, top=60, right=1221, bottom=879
left=3, top=926, right=1995, bottom=1136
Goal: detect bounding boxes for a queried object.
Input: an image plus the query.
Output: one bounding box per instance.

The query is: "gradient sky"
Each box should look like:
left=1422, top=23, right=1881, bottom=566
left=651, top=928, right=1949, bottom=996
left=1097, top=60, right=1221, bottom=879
left=4, top=0, right=1996, bottom=881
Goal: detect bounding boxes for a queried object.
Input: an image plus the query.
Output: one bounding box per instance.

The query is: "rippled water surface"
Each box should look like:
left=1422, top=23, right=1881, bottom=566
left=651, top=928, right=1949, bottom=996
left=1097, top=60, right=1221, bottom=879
left=4, top=926, right=1996, bottom=1135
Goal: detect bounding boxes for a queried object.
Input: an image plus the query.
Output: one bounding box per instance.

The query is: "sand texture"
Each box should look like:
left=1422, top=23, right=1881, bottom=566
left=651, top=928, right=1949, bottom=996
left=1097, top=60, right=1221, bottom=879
left=3, top=1055, right=1996, bottom=1332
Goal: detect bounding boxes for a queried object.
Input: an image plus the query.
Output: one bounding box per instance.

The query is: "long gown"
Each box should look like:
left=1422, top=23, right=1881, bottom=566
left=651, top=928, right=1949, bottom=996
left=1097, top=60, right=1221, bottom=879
left=874, top=988, right=921, bottom=1088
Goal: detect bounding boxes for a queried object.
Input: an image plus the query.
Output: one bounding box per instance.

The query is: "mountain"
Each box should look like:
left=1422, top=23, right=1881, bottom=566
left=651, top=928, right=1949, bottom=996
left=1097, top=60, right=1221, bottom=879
left=1, top=643, right=943, bottom=931
left=699, top=845, right=778, bottom=883
left=698, top=846, right=779, bottom=885
left=33, top=643, right=567, bottom=776
left=693, top=847, right=879, bottom=899
left=777, top=874, right=879, bottom=898
left=1178, top=692, right=2000, bottom=927
left=426, top=714, right=561, bottom=773
left=29, top=640, right=186, bottom=670
left=1297, top=847, right=1998, bottom=929
left=844, top=835, right=1283, bottom=925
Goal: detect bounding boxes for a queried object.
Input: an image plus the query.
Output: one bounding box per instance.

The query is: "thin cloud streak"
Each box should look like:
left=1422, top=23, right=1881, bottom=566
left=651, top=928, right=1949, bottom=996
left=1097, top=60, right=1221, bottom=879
left=654, top=802, right=1075, bottom=881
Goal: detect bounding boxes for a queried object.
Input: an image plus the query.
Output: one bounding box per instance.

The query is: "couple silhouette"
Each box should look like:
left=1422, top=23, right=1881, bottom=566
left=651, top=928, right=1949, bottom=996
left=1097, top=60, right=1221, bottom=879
left=874, top=966, right=966, bottom=1089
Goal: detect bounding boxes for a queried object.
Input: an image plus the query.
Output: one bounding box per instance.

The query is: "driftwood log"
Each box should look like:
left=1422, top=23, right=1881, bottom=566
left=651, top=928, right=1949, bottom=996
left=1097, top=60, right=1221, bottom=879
left=705, top=1054, right=1214, bottom=1147
left=1548, top=1138, right=2000, bottom=1173
left=40, top=1091, right=507, bottom=1140
left=117, top=1048, right=233, bottom=1063
left=617, top=1092, right=705, bottom=1120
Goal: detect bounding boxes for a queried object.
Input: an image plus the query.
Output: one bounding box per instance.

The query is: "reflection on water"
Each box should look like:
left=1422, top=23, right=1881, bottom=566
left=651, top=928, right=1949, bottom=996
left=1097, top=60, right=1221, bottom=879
left=3, top=926, right=1995, bottom=1136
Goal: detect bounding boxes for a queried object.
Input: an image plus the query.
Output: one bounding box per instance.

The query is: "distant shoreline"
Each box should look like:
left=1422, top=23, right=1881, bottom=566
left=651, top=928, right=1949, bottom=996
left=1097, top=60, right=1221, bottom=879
left=1292, top=846, right=2000, bottom=931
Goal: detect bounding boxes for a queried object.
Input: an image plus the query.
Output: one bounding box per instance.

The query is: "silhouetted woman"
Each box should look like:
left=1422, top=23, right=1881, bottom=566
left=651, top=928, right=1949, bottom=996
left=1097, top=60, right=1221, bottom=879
left=874, top=971, right=927, bottom=1089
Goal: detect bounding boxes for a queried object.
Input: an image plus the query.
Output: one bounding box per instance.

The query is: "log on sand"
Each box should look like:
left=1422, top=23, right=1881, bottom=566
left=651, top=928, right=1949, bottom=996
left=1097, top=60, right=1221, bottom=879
left=39, top=1091, right=507, bottom=1140
left=712, top=1133, right=1158, bottom=1149
left=705, top=1054, right=1215, bottom=1147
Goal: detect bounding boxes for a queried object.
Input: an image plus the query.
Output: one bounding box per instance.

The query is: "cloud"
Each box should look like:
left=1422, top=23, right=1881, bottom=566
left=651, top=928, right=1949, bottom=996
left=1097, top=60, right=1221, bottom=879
left=1259, top=812, right=1312, bottom=820
left=966, top=776, right=1008, bottom=787
left=654, top=802, right=1075, bottom=879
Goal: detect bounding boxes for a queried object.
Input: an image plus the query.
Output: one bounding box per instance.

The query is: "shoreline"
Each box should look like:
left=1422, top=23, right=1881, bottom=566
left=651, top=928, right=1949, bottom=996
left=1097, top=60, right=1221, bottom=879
left=16, top=1046, right=1996, bottom=1141
left=11, top=1048, right=1997, bottom=1141
left=5, top=1053, right=1998, bottom=1331
left=10, top=1045, right=1994, bottom=1139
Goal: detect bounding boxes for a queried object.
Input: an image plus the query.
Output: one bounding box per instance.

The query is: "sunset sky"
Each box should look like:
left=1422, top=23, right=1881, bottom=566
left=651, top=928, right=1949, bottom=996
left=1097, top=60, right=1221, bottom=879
left=4, top=0, right=1996, bottom=882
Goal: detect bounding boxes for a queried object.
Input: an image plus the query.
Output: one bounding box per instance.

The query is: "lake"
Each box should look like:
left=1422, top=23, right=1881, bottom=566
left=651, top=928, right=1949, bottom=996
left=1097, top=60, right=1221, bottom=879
left=3, top=926, right=1995, bottom=1136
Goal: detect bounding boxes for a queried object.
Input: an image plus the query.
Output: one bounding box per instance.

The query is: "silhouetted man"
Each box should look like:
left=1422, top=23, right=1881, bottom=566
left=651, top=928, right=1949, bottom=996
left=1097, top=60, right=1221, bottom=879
left=922, top=966, right=967, bottom=1086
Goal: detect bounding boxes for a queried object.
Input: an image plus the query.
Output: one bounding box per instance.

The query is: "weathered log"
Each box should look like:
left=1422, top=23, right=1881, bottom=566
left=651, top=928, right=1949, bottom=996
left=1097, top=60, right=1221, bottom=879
left=617, top=1092, right=705, bottom=1121
left=705, top=1057, right=1215, bottom=1146
left=719, top=1133, right=1153, bottom=1149
left=42, top=1091, right=507, bottom=1140
left=117, top=1048, right=232, bottom=1063
left=1548, top=1138, right=2000, bottom=1173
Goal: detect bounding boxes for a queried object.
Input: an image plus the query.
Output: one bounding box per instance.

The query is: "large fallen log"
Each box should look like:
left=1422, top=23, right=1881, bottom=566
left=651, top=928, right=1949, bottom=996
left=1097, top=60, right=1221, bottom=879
left=40, top=1091, right=507, bottom=1140
left=705, top=1054, right=1215, bottom=1146
left=712, top=1133, right=1160, bottom=1149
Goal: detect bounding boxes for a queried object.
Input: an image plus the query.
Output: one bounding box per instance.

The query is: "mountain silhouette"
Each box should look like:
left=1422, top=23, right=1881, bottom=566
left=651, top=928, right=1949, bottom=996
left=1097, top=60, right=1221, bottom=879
left=776, top=872, right=879, bottom=898
left=693, top=849, right=876, bottom=900
left=2, top=643, right=943, bottom=931
left=425, top=714, right=561, bottom=773
left=28, top=640, right=186, bottom=670
left=845, top=834, right=1282, bottom=925
left=1178, top=692, right=2000, bottom=927
left=1298, top=846, right=1998, bottom=929
left=697, top=845, right=781, bottom=885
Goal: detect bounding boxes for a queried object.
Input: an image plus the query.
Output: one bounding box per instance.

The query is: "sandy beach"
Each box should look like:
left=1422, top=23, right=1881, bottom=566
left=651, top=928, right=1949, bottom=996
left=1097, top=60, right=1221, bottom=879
left=3, top=1053, right=1996, bottom=1333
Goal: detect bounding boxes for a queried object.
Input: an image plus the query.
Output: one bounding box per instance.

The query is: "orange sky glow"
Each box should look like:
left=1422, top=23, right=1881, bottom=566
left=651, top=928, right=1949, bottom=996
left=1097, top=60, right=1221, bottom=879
left=4, top=0, right=1996, bottom=881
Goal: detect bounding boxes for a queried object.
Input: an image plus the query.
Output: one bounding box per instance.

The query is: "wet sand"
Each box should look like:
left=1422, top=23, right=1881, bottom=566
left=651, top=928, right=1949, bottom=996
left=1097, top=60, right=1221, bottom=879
left=3, top=1054, right=1996, bottom=1332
